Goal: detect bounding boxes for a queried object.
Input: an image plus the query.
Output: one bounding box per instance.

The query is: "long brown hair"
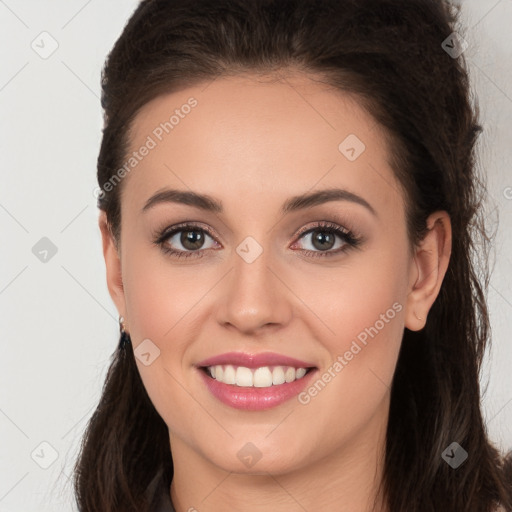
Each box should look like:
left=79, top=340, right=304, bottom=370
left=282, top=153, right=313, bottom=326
left=74, top=0, right=512, bottom=510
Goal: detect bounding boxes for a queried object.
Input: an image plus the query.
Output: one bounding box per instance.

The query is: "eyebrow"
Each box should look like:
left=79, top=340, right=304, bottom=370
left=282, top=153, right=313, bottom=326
left=142, top=187, right=377, bottom=216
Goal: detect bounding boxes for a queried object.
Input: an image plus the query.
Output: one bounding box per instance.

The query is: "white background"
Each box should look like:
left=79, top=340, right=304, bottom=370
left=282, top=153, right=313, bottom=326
left=0, top=1, right=511, bottom=510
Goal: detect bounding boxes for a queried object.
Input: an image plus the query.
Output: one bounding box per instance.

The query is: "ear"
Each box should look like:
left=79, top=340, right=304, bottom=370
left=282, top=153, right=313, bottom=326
left=405, top=211, right=452, bottom=331
left=98, top=211, right=127, bottom=325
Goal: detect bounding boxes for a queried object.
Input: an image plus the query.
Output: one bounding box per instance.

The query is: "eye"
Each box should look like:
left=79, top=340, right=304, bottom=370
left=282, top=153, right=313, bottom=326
left=291, top=221, right=362, bottom=258
left=153, top=223, right=219, bottom=259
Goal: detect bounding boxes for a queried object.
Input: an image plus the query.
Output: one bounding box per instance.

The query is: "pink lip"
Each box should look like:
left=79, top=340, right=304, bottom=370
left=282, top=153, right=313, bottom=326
left=198, top=367, right=318, bottom=411
left=196, top=351, right=316, bottom=369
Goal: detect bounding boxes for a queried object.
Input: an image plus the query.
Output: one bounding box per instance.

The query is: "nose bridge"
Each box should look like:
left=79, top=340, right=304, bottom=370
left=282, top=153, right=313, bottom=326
left=216, top=234, right=291, bottom=333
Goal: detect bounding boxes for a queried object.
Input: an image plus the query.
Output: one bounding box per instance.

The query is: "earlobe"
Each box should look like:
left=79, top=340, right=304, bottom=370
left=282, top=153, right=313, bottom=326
left=98, top=211, right=127, bottom=320
left=405, top=211, right=452, bottom=331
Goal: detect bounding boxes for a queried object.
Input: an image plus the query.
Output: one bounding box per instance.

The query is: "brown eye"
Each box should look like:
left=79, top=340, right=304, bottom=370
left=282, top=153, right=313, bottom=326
left=156, top=224, right=218, bottom=258
left=179, top=230, right=206, bottom=250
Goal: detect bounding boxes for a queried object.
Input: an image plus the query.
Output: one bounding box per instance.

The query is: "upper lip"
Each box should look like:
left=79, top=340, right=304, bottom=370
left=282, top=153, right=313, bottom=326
left=197, top=352, right=316, bottom=369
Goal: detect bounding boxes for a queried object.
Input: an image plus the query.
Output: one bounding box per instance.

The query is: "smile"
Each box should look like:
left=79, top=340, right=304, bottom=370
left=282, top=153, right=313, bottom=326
left=203, top=364, right=310, bottom=387
left=196, top=352, right=318, bottom=410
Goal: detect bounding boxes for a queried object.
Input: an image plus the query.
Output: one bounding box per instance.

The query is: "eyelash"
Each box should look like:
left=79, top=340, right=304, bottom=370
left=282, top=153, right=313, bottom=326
left=153, top=221, right=362, bottom=260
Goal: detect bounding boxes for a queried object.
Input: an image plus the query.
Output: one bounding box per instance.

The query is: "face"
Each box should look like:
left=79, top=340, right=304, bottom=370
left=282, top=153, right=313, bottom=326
left=101, top=72, right=425, bottom=477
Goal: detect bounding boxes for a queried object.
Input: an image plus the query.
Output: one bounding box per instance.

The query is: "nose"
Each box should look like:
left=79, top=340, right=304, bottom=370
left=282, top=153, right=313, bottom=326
left=215, top=245, right=293, bottom=335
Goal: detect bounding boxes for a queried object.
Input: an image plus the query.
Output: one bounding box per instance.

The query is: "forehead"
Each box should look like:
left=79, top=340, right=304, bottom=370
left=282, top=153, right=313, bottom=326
left=121, top=73, right=403, bottom=219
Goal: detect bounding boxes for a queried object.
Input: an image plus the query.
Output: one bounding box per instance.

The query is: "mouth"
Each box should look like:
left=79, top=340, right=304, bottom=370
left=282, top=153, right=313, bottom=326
left=196, top=352, right=318, bottom=410
left=200, top=364, right=315, bottom=387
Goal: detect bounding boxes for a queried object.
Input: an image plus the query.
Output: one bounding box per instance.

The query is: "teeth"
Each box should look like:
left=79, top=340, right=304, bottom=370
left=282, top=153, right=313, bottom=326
left=285, top=367, right=295, bottom=383
left=253, top=367, right=273, bottom=387
left=296, top=368, right=307, bottom=379
left=236, top=366, right=253, bottom=386
left=223, top=365, right=236, bottom=384
left=272, top=366, right=285, bottom=385
left=206, top=365, right=309, bottom=387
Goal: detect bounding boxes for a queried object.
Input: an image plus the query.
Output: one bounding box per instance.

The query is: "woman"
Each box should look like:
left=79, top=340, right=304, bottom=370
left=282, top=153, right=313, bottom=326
left=73, top=0, right=512, bottom=510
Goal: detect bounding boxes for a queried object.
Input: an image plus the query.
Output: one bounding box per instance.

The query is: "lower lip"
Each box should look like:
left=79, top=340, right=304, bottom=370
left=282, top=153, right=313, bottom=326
left=198, top=368, right=317, bottom=410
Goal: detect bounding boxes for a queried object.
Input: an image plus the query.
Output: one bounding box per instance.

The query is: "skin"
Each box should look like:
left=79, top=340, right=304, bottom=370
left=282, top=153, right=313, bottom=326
left=99, top=72, right=451, bottom=512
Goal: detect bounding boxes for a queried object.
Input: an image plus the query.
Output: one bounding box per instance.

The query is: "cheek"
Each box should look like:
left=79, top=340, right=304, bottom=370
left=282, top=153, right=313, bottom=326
left=121, top=257, right=203, bottom=436
left=293, top=238, right=409, bottom=408
left=295, top=240, right=408, bottom=353
left=120, top=240, right=216, bottom=419
left=121, top=237, right=204, bottom=347
left=292, top=274, right=405, bottom=458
